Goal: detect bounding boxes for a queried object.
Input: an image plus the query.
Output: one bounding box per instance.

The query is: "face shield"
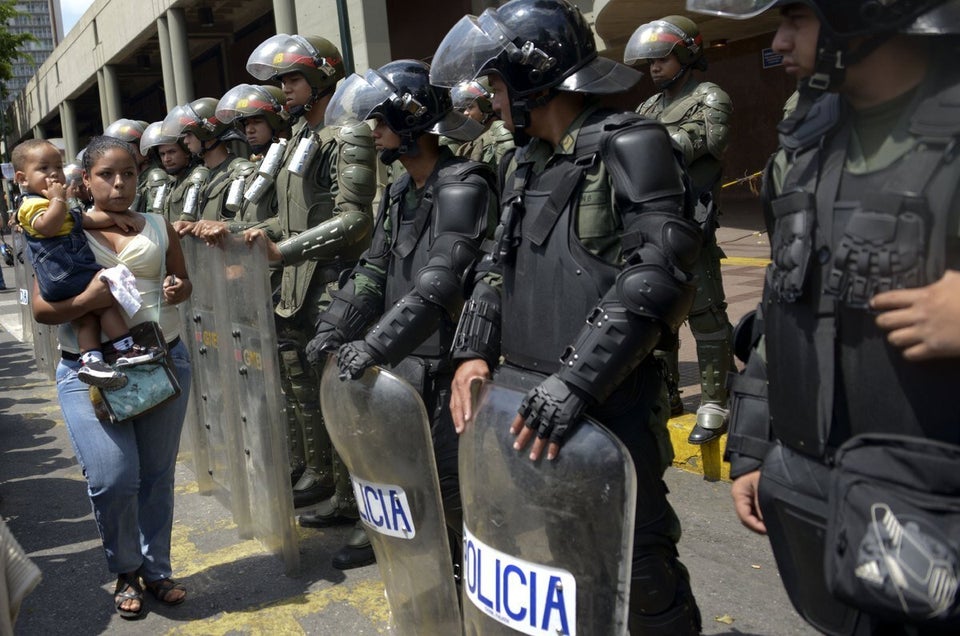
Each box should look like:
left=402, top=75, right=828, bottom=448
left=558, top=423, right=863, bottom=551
left=430, top=11, right=517, bottom=89
left=216, top=84, right=284, bottom=124
left=451, top=80, right=491, bottom=111
left=685, top=0, right=777, bottom=19
left=624, top=21, right=687, bottom=65
left=246, top=33, right=335, bottom=81
left=324, top=70, right=399, bottom=128
left=140, top=122, right=178, bottom=155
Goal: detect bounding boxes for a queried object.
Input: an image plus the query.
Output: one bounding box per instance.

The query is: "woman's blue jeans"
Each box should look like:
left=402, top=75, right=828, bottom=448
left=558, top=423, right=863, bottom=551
left=56, top=340, right=191, bottom=582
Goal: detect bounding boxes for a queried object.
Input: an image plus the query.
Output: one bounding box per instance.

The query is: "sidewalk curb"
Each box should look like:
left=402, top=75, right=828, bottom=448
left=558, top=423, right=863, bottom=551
left=669, top=414, right=730, bottom=482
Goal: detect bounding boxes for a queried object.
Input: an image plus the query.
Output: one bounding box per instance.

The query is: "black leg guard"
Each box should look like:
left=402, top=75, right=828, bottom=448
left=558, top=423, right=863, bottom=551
left=629, top=553, right=702, bottom=636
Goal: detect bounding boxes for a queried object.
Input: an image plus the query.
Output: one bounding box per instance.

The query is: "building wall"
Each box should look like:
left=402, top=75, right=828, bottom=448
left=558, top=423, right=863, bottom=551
left=5, top=0, right=57, bottom=110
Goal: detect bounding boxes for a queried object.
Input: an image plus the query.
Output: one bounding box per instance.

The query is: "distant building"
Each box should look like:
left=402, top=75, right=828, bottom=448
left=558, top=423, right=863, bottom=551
left=4, top=1, right=61, bottom=110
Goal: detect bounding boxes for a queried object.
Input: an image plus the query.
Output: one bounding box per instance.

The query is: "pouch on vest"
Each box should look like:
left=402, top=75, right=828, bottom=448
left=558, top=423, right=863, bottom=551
left=769, top=190, right=816, bottom=302
left=825, top=433, right=960, bottom=628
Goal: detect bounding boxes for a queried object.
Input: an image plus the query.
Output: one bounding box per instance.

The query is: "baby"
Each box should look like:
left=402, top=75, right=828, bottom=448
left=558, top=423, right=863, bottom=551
left=14, top=139, right=158, bottom=388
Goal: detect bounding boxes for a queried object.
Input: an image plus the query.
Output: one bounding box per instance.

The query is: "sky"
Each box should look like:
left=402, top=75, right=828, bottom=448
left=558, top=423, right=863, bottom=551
left=60, top=0, right=95, bottom=36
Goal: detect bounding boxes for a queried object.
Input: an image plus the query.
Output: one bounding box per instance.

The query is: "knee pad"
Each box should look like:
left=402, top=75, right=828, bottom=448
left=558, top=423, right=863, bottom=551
left=629, top=555, right=701, bottom=635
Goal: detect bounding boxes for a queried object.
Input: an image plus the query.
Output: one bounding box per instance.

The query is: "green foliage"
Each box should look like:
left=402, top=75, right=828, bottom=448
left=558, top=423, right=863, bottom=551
left=0, top=0, right=40, bottom=101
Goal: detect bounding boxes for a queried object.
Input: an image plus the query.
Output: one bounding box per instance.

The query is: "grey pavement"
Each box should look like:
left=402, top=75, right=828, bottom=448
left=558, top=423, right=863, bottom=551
left=0, top=203, right=818, bottom=635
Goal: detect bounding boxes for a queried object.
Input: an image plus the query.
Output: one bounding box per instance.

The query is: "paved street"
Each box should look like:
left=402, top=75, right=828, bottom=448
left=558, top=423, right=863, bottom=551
left=0, top=201, right=818, bottom=635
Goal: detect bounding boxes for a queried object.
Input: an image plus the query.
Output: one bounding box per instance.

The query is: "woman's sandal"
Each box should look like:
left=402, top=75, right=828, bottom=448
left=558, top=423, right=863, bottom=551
left=114, top=572, right=144, bottom=620
left=144, top=578, right=187, bottom=606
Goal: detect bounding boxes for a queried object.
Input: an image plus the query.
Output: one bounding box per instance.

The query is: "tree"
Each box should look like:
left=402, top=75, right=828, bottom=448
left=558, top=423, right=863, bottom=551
left=0, top=0, right=38, bottom=104
left=0, top=0, right=37, bottom=154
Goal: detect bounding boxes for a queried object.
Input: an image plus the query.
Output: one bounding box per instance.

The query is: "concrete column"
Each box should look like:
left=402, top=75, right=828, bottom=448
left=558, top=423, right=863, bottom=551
left=102, top=64, right=122, bottom=122
left=157, top=16, right=178, bottom=111
left=59, top=100, right=79, bottom=161
left=32, top=125, right=45, bottom=140
left=97, top=69, right=110, bottom=130
left=273, top=0, right=296, bottom=34
left=167, top=8, right=194, bottom=104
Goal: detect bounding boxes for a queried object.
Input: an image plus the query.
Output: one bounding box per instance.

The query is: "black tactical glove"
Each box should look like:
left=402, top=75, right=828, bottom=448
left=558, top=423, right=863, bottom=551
left=337, top=340, right=381, bottom=381
left=305, top=327, right=343, bottom=368
left=517, top=374, right=590, bottom=447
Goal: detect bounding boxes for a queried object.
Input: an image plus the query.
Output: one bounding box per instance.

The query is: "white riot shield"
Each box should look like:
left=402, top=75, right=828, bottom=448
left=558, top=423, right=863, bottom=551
left=12, top=231, right=58, bottom=378
left=460, top=381, right=637, bottom=636
left=179, top=237, right=251, bottom=532
left=320, top=362, right=462, bottom=634
left=221, top=234, right=299, bottom=575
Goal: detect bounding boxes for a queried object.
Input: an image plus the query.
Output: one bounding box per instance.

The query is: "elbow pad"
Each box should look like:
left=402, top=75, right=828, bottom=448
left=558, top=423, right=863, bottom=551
left=617, top=259, right=696, bottom=334
left=415, top=262, right=464, bottom=318
left=452, top=281, right=501, bottom=367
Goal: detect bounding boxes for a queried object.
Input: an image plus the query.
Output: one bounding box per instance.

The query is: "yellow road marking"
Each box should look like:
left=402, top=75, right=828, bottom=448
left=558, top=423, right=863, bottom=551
left=721, top=256, right=769, bottom=267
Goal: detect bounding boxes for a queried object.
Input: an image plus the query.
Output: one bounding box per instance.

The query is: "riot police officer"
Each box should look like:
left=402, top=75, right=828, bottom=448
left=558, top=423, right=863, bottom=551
left=161, top=97, right=254, bottom=228
left=139, top=120, right=199, bottom=222
left=188, top=83, right=291, bottom=242
left=625, top=15, right=736, bottom=444
left=686, top=0, right=960, bottom=633
left=244, top=34, right=377, bottom=542
left=450, top=77, right=515, bottom=171
left=433, top=0, right=703, bottom=632
left=303, top=58, right=495, bottom=570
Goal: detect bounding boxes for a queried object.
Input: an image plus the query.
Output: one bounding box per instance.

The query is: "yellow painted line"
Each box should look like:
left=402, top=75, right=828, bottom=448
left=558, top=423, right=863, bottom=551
left=721, top=256, right=769, bottom=267
left=166, top=579, right=389, bottom=635
left=164, top=508, right=390, bottom=635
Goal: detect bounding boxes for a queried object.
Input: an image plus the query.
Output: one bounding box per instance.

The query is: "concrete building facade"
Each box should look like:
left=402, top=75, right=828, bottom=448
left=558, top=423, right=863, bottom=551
left=6, top=0, right=792, bottom=201
left=4, top=0, right=60, bottom=111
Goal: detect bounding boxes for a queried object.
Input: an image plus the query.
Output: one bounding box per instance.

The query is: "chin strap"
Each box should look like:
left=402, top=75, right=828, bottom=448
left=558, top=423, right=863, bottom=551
left=508, top=88, right=558, bottom=147
left=654, top=65, right=690, bottom=92
left=779, top=31, right=892, bottom=136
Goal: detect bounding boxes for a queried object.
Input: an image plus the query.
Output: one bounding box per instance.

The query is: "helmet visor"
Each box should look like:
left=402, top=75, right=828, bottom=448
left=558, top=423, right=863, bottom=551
left=247, top=34, right=321, bottom=80
left=450, top=80, right=491, bottom=111
left=685, top=0, right=777, bottom=19
left=624, top=21, right=687, bottom=64
left=140, top=121, right=178, bottom=155
left=432, top=111, right=484, bottom=142
left=216, top=84, right=283, bottom=123
left=160, top=105, right=195, bottom=137
left=324, top=70, right=398, bottom=128
left=430, top=11, right=517, bottom=89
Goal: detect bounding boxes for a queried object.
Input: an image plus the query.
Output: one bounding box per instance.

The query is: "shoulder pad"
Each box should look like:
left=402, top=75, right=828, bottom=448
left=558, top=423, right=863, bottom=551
left=779, top=93, right=843, bottom=153
left=489, top=120, right=515, bottom=145
left=636, top=93, right=662, bottom=117
left=337, top=120, right=375, bottom=147
left=437, top=158, right=495, bottom=185
left=229, top=158, right=257, bottom=178
left=910, top=68, right=960, bottom=139
left=697, top=82, right=733, bottom=115
left=187, top=165, right=210, bottom=185
left=145, top=168, right=171, bottom=187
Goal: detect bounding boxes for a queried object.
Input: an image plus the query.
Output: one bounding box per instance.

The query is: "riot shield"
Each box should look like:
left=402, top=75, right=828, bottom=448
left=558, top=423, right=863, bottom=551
left=12, top=230, right=58, bottom=378
left=320, top=362, right=462, bottom=634
left=179, top=237, right=251, bottom=532
left=460, top=380, right=637, bottom=636
left=220, top=234, right=299, bottom=575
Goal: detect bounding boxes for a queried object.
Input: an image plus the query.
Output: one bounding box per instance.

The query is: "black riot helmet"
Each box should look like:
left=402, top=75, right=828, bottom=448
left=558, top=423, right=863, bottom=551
left=687, top=0, right=959, bottom=132
left=687, top=0, right=958, bottom=39
left=326, top=59, right=482, bottom=164
left=431, top=0, right=641, bottom=138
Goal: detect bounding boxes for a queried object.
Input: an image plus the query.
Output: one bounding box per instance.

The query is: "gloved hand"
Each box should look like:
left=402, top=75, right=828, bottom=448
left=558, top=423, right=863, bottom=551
left=517, top=374, right=589, bottom=447
left=337, top=340, right=380, bottom=380
left=305, top=327, right=343, bottom=368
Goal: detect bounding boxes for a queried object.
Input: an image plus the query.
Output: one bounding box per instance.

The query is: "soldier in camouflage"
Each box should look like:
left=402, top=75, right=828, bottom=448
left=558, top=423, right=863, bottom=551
left=450, top=77, right=515, bottom=171
left=244, top=34, right=378, bottom=558
left=626, top=15, right=736, bottom=444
